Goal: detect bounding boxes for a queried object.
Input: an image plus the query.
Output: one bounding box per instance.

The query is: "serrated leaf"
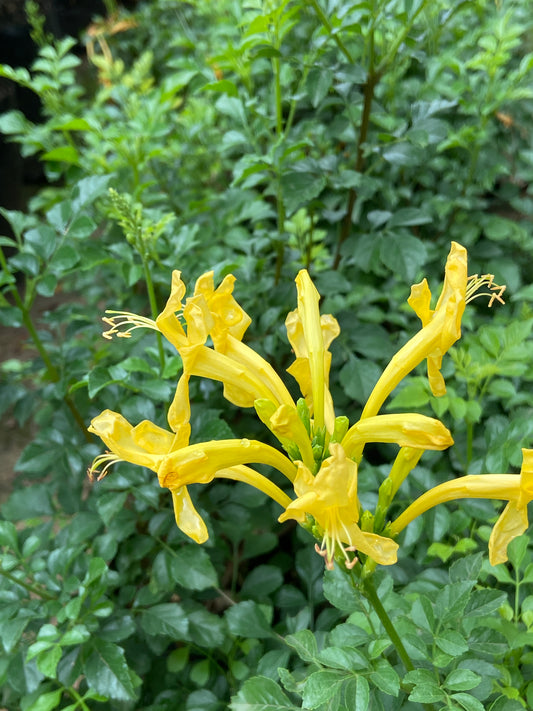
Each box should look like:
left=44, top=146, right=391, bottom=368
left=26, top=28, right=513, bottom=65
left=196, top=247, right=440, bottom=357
left=380, top=234, right=427, bottom=283
left=170, top=546, right=218, bottom=591
left=24, top=688, right=62, bottom=711
left=84, top=639, right=139, bottom=701
left=230, top=675, right=297, bottom=710
left=284, top=629, right=319, bottom=663
left=241, top=565, right=283, bottom=598
left=226, top=601, right=274, bottom=639
left=140, top=603, right=189, bottom=639
left=434, top=629, right=468, bottom=656
left=444, top=669, right=481, bottom=691
left=281, top=171, right=326, bottom=216
left=302, top=669, right=346, bottom=707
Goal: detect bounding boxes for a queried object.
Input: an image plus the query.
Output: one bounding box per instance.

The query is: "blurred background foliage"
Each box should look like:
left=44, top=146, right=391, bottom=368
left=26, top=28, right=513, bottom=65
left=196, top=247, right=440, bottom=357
left=0, top=0, right=532, bottom=709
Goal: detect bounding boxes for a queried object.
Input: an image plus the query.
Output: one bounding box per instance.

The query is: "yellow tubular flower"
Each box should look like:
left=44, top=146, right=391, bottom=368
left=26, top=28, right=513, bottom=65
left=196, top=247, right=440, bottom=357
left=389, top=449, right=533, bottom=565
left=87, top=408, right=209, bottom=543
left=286, top=271, right=340, bottom=433
left=341, top=413, right=453, bottom=460
left=279, top=443, right=399, bottom=568
left=158, top=438, right=297, bottom=489
left=361, top=242, right=468, bottom=420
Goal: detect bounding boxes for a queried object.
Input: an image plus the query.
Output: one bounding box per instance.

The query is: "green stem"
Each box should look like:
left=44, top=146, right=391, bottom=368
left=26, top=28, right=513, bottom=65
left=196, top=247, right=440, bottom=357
left=308, top=0, right=354, bottom=63
left=333, top=64, right=378, bottom=269
left=361, top=577, right=414, bottom=672
left=465, top=420, right=473, bottom=474
left=0, top=568, right=56, bottom=601
left=141, top=253, right=165, bottom=373
left=272, top=40, right=286, bottom=283
left=64, top=685, right=91, bottom=711
left=361, top=576, right=437, bottom=711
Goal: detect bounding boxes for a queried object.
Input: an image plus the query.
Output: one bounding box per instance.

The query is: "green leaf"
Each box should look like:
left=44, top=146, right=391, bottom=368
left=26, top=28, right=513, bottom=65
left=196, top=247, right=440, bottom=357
left=41, top=146, right=80, bottom=164
left=449, top=692, right=485, bottom=711
left=284, top=629, right=319, bottom=664
left=87, top=367, right=120, bottom=398
left=170, top=546, right=218, bottom=591
left=49, top=244, right=79, bottom=272
left=36, top=274, right=57, bottom=297
left=2, top=483, right=54, bottom=520
left=0, top=520, right=18, bottom=549
left=444, top=669, right=481, bottom=692
left=225, top=601, right=274, bottom=639
left=449, top=553, right=483, bottom=583
left=140, top=603, right=189, bottom=639
left=24, top=688, right=62, bottom=711
left=389, top=378, right=431, bottom=409
left=84, top=639, right=139, bottom=701
left=187, top=608, right=226, bottom=648
left=408, top=683, right=446, bottom=704
left=281, top=171, right=326, bottom=216
left=507, top=534, right=529, bottom=571
left=434, top=629, right=468, bottom=656
left=322, top=565, right=361, bottom=614
left=411, top=596, right=435, bottom=633
left=241, top=565, right=283, bottom=598
left=0, top=613, right=35, bottom=653
left=71, top=175, right=112, bottom=212
left=230, top=676, right=298, bottom=710
left=380, top=234, right=427, bottom=283
left=36, top=645, right=61, bottom=678
left=370, top=660, right=400, bottom=696
left=339, top=356, right=382, bottom=406
left=302, top=669, right=347, bottom=707
left=319, top=645, right=368, bottom=671
left=435, top=581, right=473, bottom=624
left=382, top=142, right=423, bottom=166
left=388, top=208, right=433, bottom=228
left=24, top=226, right=57, bottom=260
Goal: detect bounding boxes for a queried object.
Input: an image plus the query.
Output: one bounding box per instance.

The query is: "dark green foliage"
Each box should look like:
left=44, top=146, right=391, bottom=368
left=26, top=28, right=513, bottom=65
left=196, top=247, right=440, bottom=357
left=1, top=0, right=533, bottom=708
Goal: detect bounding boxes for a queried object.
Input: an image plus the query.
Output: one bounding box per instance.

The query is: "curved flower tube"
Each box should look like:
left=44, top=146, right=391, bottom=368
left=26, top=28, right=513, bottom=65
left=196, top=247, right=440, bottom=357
left=361, top=242, right=468, bottom=421
left=341, top=413, right=453, bottom=460
left=389, top=449, right=533, bottom=565
left=279, top=444, right=399, bottom=568
left=286, top=270, right=340, bottom=434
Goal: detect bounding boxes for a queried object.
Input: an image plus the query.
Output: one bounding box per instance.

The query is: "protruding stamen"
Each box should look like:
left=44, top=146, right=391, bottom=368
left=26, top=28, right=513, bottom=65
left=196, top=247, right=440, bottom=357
left=102, top=310, right=159, bottom=339
left=314, top=535, right=358, bottom=571
left=87, top=452, right=123, bottom=481
left=465, top=274, right=506, bottom=307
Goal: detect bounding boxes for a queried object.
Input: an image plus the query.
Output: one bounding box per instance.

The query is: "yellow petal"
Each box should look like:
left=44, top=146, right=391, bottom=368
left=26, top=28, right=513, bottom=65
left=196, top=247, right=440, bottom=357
left=342, top=413, right=453, bottom=459
left=488, top=500, right=528, bottom=566
left=88, top=410, right=169, bottom=470
left=343, top=525, right=399, bottom=566
left=155, top=270, right=188, bottom=349
left=194, top=272, right=252, bottom=347
left=171, top=487, right=209, bottom=544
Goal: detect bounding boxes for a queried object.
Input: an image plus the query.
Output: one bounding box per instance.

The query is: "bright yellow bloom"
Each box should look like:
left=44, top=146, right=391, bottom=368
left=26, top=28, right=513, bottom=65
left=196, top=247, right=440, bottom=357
left=389, top=449, right=533, bottom=565
left=88, top=407, right=294, bottom=542
left=279, top=443, right=399, bottom=568
left=104, top=270, right=295, bottom=409
left=361, top=242, right=468, bottom=420
left=87, top=404, right=211, bottom=543
left=285, top=270, right=340, bottom=434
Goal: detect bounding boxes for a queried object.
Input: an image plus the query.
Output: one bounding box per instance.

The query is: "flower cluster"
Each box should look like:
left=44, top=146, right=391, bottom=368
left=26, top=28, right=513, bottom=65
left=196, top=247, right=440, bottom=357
left=88, top=242, right=526, bottom=570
